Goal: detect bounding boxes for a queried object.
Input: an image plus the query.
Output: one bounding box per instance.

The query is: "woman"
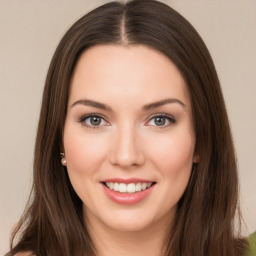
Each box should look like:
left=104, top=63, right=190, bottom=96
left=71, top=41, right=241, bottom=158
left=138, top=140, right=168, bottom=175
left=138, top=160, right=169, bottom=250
left=7, top=0, right=252, bottom=255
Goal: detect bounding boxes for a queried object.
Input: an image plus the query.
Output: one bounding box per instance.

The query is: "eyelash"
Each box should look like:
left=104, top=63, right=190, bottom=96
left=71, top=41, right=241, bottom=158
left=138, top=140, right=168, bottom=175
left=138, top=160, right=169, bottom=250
left=79, top=113, right=176, bottom=129
left=146, top=113, right=176, bottom=128
left=79, top=114, right=108, bottom=129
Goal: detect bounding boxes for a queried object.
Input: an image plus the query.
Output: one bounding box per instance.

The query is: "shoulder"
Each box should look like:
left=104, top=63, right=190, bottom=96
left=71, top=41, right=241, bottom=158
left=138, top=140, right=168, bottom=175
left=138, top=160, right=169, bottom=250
left=247, top=232, right=256, bottom=256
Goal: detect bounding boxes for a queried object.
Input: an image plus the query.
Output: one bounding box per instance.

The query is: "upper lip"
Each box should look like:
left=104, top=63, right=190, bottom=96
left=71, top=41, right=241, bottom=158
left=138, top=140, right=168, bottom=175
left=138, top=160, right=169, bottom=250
left=101, top=178, right=156, bottom=184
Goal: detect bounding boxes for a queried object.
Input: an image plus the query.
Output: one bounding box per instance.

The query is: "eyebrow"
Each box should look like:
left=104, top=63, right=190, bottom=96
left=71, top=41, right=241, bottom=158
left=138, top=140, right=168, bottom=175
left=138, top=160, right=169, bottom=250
left=143, top=98, right=186, bottom=110
left=71, top=99, right=112, bottom=111
left=71, top=98, right=186, bottom=111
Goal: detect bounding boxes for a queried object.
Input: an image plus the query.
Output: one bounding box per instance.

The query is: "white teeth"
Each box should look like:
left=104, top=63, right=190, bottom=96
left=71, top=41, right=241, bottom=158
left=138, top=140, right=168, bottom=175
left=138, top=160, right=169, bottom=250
left=135, top=183, right=142, bottom=191
left=113, top=183, right=119, bottom=191
left=141, top=183, right=147, bottom=190
left=105, top=182, right=153, bottom=193
left=119, top=183, right=126, bottom=193
left=127, top=183, right=136, bottom=193
left=106, top=182, right=114, bottom=190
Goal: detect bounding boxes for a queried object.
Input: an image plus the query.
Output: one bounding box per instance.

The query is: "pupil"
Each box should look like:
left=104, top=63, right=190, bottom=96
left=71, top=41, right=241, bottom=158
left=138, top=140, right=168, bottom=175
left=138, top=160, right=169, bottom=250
left=90, top=116, right=101, bottom=126
left=155, top=117, right=166, bottom=126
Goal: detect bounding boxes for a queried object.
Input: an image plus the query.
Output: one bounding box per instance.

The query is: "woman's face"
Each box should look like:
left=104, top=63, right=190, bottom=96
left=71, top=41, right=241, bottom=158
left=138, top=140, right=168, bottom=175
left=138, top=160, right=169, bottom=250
left=63, top=45, right=197, bottom=233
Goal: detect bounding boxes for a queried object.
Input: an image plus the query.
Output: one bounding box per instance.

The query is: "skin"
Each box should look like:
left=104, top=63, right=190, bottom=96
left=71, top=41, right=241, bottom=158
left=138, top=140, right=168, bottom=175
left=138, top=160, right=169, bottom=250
left=63, top=45, right=198, bottom=256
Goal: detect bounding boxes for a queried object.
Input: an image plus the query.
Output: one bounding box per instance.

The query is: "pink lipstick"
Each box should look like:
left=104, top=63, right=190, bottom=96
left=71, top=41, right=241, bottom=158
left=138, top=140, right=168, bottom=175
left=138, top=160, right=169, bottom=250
left=101, top=178, right=156, bottom=205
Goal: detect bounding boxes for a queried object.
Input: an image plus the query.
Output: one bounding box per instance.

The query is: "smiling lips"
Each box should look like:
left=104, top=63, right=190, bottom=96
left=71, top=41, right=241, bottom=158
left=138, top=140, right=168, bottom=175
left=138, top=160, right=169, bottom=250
left=101, top=178, right=156, bottom=205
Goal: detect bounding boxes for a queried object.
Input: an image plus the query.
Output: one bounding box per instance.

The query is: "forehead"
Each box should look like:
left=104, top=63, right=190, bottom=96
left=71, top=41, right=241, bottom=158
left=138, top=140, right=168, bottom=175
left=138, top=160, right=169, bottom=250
left=69, top=45, right=190, bottom=108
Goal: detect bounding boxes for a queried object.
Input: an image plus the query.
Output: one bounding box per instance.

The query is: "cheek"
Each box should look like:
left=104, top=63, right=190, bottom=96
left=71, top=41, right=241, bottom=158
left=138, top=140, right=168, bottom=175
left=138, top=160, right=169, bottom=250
left=63, top=126, right=109, bottom=175
left=146, top=130, right=195, bottom=212
left=146, top=129, right=195, bottom=176
left=63, top=125, right=111, bottom=204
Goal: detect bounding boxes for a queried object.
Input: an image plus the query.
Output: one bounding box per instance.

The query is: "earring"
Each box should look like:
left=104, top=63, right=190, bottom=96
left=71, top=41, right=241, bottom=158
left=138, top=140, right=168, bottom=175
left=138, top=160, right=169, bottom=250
left=60, top=153, right=67, bottom=166
left=194, top=155, right=200, bottom=163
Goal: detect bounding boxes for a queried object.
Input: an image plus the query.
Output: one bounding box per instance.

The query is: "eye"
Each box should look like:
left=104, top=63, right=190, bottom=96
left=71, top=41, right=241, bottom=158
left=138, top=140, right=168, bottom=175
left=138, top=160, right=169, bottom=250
left=80, top=114, right=108, bottom=128
left=147, top=114, right=176, bottom=127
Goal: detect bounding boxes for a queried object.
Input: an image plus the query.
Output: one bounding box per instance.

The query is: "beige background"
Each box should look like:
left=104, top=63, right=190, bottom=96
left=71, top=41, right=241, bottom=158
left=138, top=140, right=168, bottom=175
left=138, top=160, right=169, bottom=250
left=0, top=0, right=255, bottom=254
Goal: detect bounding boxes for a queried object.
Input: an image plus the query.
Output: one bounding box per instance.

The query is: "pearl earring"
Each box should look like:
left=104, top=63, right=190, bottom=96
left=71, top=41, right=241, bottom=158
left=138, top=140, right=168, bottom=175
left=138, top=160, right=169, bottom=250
left=60, top=153, right=67, bottom=166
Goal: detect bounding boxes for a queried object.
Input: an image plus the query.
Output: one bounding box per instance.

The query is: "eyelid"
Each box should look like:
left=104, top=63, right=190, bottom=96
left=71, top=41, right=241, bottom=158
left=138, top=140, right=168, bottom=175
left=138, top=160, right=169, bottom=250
left=78, top=112, right=176, bottom=128
left=79, top=113, right=110, bottom=128
left=145, top=113, right=176, bottom=127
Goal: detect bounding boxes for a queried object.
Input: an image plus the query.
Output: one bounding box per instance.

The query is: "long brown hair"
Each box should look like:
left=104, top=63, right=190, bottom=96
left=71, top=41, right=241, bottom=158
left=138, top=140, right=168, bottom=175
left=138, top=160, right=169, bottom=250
left=9, top=0, right=247, bottom=255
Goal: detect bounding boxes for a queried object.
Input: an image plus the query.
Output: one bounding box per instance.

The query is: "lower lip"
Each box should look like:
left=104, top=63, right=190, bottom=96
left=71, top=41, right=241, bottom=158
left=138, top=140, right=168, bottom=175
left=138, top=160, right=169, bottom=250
left=102, top=183, right=155, bottom=205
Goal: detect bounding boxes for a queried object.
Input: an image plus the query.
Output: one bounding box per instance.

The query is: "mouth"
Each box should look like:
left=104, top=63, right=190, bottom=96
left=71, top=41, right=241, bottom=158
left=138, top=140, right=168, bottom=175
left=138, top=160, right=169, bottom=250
left=102, top=181, right=156, bottom=194
left=101, top=178, right=157, bottom=204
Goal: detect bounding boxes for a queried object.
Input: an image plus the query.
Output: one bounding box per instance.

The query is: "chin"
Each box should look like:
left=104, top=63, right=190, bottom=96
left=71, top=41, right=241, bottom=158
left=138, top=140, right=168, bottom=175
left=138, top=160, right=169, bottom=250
left=100, top=209, right=160, bottom=233
left=108, top=219, right=152, bottom=233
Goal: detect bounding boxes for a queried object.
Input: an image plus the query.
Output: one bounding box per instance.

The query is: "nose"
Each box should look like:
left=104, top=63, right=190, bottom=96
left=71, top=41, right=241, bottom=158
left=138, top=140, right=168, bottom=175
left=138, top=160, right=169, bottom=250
left=109, top=124, right=145, bottom=168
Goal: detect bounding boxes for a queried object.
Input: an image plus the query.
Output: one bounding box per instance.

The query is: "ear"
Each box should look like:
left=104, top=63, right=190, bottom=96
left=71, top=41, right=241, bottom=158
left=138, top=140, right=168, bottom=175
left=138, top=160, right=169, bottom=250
left=193, top=154, right=200, bottom=163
